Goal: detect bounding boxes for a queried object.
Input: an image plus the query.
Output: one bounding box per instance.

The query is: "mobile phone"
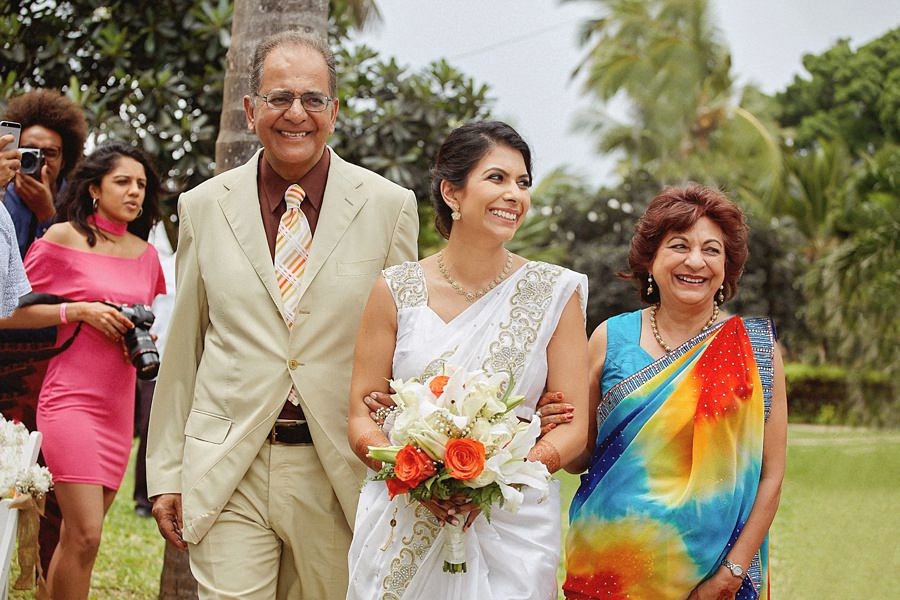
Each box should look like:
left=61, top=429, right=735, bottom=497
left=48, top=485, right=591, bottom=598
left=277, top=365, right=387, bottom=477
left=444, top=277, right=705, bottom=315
left=0, top=121, right=22, bottom=151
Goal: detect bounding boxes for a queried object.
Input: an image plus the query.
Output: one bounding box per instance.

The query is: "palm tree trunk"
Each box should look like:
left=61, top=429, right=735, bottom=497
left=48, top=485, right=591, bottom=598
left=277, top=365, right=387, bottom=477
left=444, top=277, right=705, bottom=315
left=159, top=542, right=199, bottom=599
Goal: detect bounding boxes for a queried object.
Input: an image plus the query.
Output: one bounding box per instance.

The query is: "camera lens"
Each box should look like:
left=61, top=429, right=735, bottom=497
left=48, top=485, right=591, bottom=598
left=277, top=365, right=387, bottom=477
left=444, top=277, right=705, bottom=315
left=18, top=148, right=44, bottom=178
left=20, top=151, right=37, bottom=171
left=118, top=304, right=160, bottom=380
left=124, top=327, right=160, bottom=380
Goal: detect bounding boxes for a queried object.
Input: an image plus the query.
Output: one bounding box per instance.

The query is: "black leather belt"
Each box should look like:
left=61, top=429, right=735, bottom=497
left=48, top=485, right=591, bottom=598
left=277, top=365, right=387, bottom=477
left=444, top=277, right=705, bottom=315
left=269, top=420, right=312, bottom=445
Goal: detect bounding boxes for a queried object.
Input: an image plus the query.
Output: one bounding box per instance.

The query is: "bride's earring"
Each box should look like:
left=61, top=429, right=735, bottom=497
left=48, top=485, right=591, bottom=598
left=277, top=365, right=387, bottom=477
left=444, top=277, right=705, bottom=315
left=450, top=204, right=461, bottom=221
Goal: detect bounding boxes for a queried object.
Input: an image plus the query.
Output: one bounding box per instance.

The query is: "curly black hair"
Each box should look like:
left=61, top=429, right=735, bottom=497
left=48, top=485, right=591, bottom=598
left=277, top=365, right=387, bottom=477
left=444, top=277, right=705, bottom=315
left=4, top=89, right=89, bottom=182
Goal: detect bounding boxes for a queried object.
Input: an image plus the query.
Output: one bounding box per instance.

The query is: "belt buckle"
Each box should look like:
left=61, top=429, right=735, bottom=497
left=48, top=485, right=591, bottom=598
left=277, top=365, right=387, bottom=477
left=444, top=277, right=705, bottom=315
left=271, top=419, right=306, bottom=444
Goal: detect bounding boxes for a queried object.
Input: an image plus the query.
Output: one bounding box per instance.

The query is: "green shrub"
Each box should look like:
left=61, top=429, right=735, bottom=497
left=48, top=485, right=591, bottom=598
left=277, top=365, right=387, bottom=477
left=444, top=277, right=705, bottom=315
left=785, top=363, right=897, bottom=427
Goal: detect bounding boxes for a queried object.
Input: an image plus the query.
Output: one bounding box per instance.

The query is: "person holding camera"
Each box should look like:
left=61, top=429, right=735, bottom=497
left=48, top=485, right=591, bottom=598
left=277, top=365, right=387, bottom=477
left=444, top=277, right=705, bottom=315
left=2, top=88, right=89, bottom=258
left=1, top=133, right=30, bottom=316
left=0, top=140, right=166, bottom=599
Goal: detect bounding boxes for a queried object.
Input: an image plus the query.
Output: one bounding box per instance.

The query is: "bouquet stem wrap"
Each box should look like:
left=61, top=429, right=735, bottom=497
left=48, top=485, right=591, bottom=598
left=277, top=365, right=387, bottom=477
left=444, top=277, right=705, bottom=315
left=442, top=520, right=467, bottom=573
left=9, top=493, right=49, bottom=598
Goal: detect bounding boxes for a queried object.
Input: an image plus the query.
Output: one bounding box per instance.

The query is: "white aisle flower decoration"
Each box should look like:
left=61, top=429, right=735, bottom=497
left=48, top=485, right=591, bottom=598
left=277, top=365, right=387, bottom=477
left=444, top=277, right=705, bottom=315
left=0, top=415, right=53, bottom=499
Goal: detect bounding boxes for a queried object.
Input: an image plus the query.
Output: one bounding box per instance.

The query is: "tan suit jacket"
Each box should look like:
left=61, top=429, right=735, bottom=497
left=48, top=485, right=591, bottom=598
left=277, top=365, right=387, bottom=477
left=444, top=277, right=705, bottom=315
left=147, top=148, right=418, bottom=544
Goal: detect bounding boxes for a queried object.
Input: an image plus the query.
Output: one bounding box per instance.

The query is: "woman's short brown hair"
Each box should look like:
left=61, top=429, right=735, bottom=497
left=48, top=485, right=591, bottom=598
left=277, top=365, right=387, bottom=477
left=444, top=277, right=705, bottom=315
left=623, top=183, right=749, bottom=304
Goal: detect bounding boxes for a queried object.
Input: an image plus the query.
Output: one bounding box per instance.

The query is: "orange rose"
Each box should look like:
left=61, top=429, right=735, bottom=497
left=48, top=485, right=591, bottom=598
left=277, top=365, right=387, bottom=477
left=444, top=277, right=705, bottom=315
left=429, top=375, right=450, bottom=397
left=444, top=438, right=486, bottom=480
left=393, top=445, right=437, bottom=487
left=385, top=477, right=412, bottom=499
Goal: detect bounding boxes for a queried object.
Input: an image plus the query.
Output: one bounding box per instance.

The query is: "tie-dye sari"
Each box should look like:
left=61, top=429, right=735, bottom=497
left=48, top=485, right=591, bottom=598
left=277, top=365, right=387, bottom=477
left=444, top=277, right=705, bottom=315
left=563, top=313, right=775, bottom=600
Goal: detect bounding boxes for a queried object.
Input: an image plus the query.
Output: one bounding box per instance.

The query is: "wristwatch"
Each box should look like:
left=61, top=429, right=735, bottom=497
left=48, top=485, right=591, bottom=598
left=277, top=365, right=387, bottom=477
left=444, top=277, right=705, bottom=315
left=721, top=558, right=746, bottom=579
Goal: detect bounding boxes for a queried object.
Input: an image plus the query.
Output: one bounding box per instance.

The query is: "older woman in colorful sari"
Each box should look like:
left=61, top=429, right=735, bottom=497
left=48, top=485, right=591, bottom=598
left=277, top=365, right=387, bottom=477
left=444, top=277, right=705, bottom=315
left=550, top=184, right=787, bottom=600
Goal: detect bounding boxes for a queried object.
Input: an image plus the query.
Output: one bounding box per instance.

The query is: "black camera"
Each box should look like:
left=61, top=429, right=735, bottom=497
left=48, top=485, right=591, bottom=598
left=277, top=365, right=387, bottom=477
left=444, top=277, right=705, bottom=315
left=19, top=148, right=44, bottom=180
left=117, top=304, right=160, bottom=380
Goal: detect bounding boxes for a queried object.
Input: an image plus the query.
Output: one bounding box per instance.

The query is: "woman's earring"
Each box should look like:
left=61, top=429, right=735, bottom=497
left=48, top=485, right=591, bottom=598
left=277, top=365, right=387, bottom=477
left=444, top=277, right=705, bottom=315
left=646, top=273, right=654, bottom=295
left=450, top=205, right=461, bottom=221
left=717, top=285, right=725, bottom=304
left=92, top=198, right=98, bottom=212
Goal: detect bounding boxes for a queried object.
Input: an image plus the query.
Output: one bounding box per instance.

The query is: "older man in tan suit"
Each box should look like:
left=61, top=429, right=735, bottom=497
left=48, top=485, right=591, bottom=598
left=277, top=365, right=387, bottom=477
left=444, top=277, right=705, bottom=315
left=146, top=31, right=418, bottom=599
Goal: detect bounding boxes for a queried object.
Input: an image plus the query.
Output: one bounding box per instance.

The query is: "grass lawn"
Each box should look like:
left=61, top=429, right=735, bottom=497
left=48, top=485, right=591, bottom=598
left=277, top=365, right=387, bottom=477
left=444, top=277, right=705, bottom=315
left=8, top=425, right=900, bottom=598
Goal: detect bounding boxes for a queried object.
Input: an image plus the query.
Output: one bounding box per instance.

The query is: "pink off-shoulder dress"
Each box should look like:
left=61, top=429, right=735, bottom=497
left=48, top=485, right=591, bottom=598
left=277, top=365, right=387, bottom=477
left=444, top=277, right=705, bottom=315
left=24, top=238, right=166, bottom=490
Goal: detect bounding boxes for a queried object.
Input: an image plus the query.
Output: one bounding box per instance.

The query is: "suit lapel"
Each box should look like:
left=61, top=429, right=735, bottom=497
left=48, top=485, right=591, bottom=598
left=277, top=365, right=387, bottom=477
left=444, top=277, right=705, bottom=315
left=217, top=151, right=285, bottom=313
left=293, top=150, right=368, bottom=300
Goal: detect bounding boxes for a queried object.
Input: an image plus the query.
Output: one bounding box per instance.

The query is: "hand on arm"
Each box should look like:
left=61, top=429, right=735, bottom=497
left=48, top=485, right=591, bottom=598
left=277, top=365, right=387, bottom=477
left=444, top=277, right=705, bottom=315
left=535, top=391, right=574, bottom=436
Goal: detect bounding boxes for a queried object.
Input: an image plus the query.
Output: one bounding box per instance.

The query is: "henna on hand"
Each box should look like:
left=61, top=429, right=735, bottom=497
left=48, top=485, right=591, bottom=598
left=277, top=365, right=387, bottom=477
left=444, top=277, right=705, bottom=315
left=528, top=438, right=561, bottom=473
left=354, top=429, right=391, bottom=469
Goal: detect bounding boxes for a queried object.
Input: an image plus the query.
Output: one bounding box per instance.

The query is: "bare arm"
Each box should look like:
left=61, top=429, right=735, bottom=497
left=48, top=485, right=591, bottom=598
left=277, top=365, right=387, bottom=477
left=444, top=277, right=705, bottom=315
left=561, top=320, right=607, bottom=473
left=0, top=300, right=133, bottom=337
left=691, top=343, right=788, bottom=598
left=347, top=278, right=398, bottom=471
left=526, top=292, right=589, bottom=473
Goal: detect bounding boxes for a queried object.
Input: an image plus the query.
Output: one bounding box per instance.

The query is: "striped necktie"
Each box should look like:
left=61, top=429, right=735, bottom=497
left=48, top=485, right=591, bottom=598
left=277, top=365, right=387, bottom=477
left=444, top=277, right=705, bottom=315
left=275, top=183, right=312, bottom=327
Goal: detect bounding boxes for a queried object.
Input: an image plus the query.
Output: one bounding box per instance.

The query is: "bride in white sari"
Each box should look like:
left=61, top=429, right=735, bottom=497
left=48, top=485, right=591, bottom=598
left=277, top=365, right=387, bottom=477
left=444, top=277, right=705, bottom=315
left=347, top=121, right=590, bottom=600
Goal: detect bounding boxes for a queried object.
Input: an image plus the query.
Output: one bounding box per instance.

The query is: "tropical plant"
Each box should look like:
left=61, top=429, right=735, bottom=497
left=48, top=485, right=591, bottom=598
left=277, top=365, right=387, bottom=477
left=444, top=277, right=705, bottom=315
left=567, top=0, right=782, bottom=197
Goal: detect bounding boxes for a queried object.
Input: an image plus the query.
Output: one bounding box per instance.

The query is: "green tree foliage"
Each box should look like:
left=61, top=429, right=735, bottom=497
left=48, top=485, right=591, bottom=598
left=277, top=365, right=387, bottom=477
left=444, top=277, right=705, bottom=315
left=567, top=0, right=782, bottom=198
left=770, top=28, right=899, bottom=372
left=776, top=27, right=899, bottom=156
left=0, top=0, right=232, bottom=195
left=330, top=45, right=493, bottom=253
left=541, top=169, right=656, bottom=330
left=0, top=1, right=503, bottom=254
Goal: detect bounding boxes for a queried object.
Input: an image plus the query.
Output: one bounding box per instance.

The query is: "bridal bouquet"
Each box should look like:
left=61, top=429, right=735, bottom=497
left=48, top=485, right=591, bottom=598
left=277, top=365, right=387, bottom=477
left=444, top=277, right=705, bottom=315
left=368, top=367, right=551, bottom=573
left=0, top=414, right=53, bottom=499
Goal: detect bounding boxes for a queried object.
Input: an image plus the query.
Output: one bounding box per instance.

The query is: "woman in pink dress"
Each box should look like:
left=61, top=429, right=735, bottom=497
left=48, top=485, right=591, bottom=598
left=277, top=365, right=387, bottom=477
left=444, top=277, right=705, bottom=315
left=1, top=140, right=166, bottom=598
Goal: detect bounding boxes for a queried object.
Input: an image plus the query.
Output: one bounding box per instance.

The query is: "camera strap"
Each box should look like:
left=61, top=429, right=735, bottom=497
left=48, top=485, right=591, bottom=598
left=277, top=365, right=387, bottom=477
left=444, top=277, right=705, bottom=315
left=0, top=292, right=84, bottom=363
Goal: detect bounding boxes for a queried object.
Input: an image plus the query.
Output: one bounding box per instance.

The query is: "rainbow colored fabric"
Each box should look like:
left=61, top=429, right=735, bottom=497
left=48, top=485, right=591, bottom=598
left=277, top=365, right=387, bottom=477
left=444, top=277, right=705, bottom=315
left=564, top=316, right=769, bottom=599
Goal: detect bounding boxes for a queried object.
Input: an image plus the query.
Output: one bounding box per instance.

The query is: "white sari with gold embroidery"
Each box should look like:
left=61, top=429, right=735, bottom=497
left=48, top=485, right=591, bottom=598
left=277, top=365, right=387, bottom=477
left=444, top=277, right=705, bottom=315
left=347, top=261, right=587, bottom=600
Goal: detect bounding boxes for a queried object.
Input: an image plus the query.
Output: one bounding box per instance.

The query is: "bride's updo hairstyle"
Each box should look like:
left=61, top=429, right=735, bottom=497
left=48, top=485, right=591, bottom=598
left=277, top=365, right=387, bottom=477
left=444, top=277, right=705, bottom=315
left=431, top=121, right=532, bottom=240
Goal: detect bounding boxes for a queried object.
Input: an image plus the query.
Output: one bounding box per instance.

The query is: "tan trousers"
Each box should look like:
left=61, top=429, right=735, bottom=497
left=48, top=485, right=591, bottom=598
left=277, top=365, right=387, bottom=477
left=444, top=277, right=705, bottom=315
left=189, top=441, right=352, bottom=599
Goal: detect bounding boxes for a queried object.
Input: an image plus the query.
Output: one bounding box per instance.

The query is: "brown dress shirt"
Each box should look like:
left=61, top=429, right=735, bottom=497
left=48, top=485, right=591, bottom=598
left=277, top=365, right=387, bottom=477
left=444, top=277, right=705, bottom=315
left=256, top=148, right=332, bottom=420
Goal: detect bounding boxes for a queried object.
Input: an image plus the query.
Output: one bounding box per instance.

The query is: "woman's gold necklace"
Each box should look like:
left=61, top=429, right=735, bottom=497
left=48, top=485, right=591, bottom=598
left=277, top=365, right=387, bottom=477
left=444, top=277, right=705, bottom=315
left=437, top=249, right=513, bottom=303
left=649, top=302, right=719, bottom=353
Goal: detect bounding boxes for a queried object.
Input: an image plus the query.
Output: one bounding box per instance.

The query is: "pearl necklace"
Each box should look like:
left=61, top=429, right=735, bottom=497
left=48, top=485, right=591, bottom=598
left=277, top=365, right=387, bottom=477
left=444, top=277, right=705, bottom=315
left=437, top=249, right=513, bottom=303
left=649, top=303, right=719, bottom=353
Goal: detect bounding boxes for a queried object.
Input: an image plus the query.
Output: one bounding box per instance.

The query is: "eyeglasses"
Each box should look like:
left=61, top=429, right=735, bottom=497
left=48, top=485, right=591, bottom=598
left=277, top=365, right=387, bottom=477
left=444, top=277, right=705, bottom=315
left=35, top=147, right=61, bottom=159
left=257, top=91, right=334, bottom=112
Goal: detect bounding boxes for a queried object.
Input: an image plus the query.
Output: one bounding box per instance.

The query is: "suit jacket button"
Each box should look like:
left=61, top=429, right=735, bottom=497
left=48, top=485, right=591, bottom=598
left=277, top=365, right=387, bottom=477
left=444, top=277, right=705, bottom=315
left=288, top=359, right=298, bottom=370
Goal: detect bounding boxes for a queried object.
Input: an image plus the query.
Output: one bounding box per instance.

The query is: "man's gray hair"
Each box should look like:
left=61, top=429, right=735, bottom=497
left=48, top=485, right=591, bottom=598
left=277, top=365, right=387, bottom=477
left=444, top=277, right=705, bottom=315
left=248, top=31, right=337, bottom=97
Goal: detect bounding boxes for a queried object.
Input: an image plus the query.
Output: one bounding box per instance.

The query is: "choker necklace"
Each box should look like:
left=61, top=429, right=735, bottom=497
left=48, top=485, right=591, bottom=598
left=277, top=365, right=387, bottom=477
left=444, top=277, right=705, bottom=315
left=649, top=303, right=719, bottom=354
left=438, top=249, right=513, bottom=303
left=89, top=213, right=128, bottom=236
